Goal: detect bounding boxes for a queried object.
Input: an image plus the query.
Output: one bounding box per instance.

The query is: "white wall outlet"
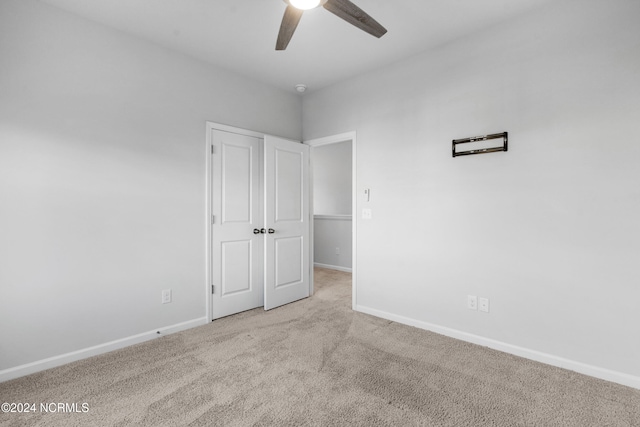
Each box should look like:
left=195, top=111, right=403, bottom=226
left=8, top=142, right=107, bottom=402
left=335, top=247, right=340, bottom=255
left=467, top=295, right=477, bottom=310
left=161, top=289, right=172, bottom=304
left=479, top=297, right=490, bottom=313
left=362, top=208, right=372, bottom=219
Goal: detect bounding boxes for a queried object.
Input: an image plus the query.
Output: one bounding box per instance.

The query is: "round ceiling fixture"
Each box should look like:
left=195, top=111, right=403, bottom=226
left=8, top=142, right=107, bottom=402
left=295, top=84, right=307, bottom=93
left=286, top=0, right=327, bottom=11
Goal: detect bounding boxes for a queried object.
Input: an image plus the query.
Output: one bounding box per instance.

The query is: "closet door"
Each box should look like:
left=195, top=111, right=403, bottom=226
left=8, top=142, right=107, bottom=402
left=211, top=130, right=264, bottom=319
left=264, top=135, right=310, bottom=310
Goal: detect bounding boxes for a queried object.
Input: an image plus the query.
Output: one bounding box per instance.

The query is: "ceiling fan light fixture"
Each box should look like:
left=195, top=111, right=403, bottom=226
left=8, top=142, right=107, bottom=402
left=276, top=0, right=386, bottom=51
left=288, top=0, right=324, bottom=11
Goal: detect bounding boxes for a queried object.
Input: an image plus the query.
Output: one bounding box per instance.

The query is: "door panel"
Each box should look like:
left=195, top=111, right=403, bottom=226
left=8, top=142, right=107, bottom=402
left=221, top=240, right=252, bottom=295
left=275, top=149, right=303, bottom=221
left=222, top=144, right=253, bottom=223
left=275, top=236, right=303, bottom=288
left=264, top=135, right=310, bottom=310
left=212, top=130, right=264, bottom=319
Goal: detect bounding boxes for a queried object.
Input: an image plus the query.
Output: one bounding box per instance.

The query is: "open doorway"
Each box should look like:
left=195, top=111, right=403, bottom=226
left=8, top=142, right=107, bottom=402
left=305, top=132, right=356, bottom=309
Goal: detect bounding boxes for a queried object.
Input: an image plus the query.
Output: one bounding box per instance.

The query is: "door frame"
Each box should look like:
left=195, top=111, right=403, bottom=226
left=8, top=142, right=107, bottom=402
left=304, top=131, right=357, bottom=310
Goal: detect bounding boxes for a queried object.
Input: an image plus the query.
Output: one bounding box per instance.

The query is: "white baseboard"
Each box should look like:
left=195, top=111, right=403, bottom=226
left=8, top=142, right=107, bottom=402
left=314, top=262, right=352, bottom=273
left=0, top=317, right=208, bottom=383
left=355, top=305, right=640, bottom=391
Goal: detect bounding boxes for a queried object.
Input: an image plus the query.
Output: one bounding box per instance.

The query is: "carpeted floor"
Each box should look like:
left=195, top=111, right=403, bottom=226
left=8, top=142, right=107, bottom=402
left=1, top=267, right=639, bottom=426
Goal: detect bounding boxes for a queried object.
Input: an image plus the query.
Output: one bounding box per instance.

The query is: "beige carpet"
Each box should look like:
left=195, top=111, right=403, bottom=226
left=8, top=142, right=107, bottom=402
left=1, top=267, right=639, bottom=426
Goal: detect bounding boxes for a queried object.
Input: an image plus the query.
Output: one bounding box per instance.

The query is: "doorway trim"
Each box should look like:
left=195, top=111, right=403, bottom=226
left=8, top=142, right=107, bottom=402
left=205, top=122, right=266, bottom=322
left=304, top=131, right=357, bottom=310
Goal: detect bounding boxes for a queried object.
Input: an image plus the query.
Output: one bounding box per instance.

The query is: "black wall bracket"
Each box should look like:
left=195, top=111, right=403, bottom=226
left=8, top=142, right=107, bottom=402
left=452, top=132, right=508, bottom=157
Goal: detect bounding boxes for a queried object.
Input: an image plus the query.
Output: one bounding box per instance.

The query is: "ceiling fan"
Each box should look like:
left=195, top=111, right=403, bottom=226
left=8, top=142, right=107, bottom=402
left=276, top=0, right=387, bottom=50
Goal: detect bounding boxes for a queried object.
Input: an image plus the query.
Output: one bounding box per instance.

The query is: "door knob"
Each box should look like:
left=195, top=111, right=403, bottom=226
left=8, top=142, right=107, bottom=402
left=260, top=228, right=267, bottom=234
left=268, top=228, right=275, bottom=234
left=253, top=229, right=261, bottom=234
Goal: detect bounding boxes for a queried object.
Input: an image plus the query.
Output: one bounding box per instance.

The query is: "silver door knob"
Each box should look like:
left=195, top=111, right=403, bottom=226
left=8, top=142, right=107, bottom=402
left=260, top=228, right=267, bottom=234
left=268, top=228, right=275, bottom=234
left=253, top=229, right=261, bottom=234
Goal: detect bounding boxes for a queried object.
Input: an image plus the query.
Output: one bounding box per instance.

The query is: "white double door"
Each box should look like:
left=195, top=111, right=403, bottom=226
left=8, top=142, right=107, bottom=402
left=211, top=129, right=310, bottom=320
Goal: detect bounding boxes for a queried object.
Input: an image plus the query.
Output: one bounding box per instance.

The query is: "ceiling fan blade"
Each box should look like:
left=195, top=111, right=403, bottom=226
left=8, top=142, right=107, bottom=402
left=276, top=5, right=304, bottom=50
left=323, top=0, right=387, bottom=38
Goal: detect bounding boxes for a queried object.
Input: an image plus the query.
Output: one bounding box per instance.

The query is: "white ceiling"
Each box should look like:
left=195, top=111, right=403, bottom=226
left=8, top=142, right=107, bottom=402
left=39, top=0, right=555, bottom=93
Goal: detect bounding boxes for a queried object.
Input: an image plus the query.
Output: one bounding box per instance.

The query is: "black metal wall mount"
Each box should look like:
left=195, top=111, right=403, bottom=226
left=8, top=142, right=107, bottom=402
left=452, top=132, right=508, bottom=157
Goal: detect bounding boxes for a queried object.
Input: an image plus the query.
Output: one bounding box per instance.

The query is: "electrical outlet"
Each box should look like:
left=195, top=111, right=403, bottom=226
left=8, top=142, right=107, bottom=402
left=467, top=295, right=477, bottom=310
left=162, top=289, right=172, bottom=304
left=336, top=247, right=340, bottom=255
left=362, top=209, right=372, bottom=219
left=479, top=297, right=490, bottom=313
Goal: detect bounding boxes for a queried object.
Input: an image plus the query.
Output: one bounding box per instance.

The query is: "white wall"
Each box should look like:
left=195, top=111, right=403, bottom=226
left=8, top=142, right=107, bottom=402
left=312, top=141, right=352, bottom=215
left=0, top=0, right=301, bottom=374
left=312, top=141, right=352, bottom=270
left=314, top=216, right=352, bottom=271
left=303, top=0, right=640, bottom=385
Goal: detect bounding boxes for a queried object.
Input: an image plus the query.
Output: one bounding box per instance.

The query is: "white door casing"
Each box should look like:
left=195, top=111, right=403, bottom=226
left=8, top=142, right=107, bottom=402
left=264, top=135, right=310, bottom=310
left=211, top=129, right=264, bottom=319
